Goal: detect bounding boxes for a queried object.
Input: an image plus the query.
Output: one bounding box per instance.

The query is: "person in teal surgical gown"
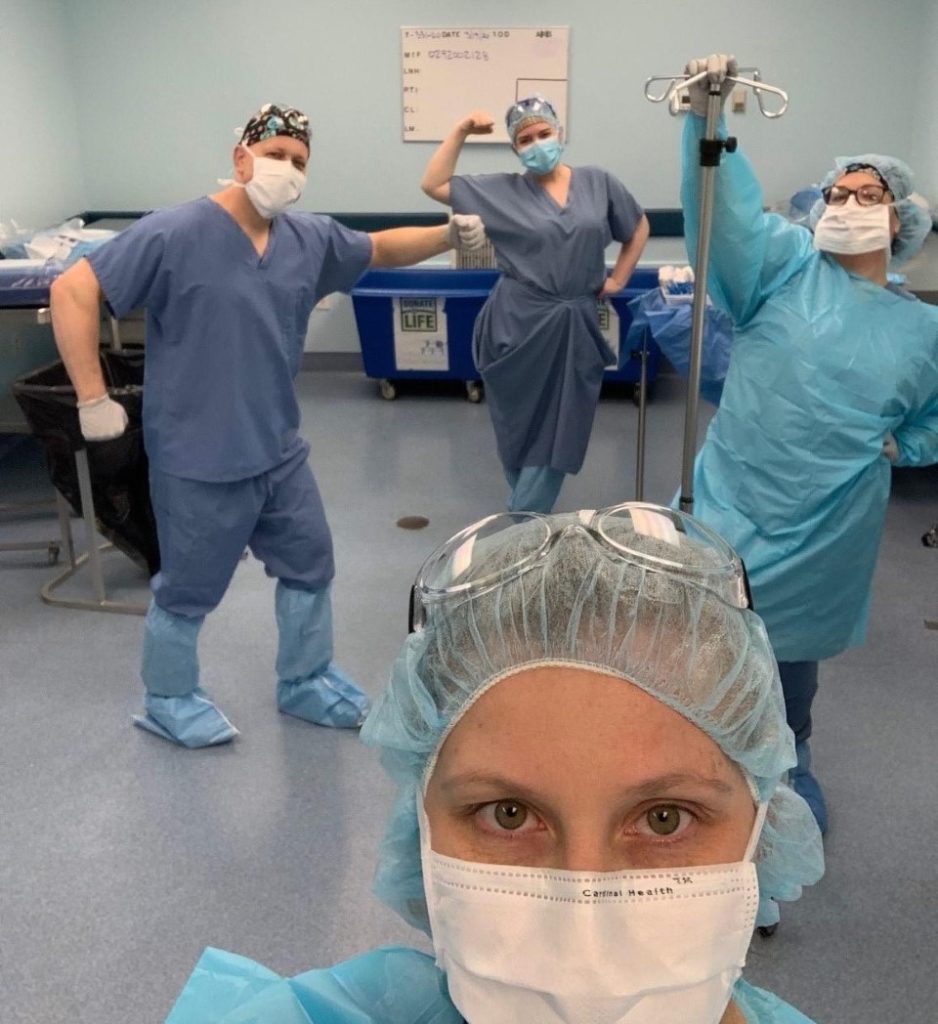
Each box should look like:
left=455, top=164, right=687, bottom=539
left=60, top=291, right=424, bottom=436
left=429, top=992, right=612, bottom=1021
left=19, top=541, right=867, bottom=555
left=162, top=502, right=823, bottom=1024
left=679, top=55, right=938, bottom=833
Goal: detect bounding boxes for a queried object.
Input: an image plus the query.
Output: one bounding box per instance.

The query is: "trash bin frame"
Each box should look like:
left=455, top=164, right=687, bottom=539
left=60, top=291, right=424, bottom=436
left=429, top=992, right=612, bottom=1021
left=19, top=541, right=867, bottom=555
left=13, top=349, right=151, bottom=617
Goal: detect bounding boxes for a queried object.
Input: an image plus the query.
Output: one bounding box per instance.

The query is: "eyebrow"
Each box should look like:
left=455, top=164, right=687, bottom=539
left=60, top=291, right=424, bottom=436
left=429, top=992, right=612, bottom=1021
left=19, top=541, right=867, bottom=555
left=440, top=770, right=736, bottom=799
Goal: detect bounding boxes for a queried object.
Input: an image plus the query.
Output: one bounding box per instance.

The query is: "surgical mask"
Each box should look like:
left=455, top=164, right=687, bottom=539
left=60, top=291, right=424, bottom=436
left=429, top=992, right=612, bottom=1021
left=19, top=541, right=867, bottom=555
left=419, top=799, right=766, bottom=1024
left=518, top=137, right=564, bottom=175
left=813, top=199, right=892, bottom=256
left=237, top=145, right=306, bottom=219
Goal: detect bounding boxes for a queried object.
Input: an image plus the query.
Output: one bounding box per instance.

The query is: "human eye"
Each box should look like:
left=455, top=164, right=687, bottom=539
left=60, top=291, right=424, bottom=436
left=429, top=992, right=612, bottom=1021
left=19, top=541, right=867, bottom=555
left=635, top=803, right=696, bottom=840
left=858, top=185, right=884, bottom=206
left=474, top=799, right=543, bottom=836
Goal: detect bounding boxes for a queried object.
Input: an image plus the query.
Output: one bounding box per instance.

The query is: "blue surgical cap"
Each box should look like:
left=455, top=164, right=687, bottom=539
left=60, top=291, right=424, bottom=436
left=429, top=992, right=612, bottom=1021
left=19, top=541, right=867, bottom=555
left=809, top=153, right=932, bottom=266
left=505, top=95, right=560, bottom=142
left=361, top=511, right=824, bottom=933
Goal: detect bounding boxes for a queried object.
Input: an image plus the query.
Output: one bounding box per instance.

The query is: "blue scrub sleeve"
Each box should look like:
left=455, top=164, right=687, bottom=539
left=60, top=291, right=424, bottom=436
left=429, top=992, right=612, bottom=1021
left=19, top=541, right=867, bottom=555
left=605, top=172, right=644, bottom=243
left=895, top=393, right=938, bottom=466
left=450, top=173, right=511, bottom=218
left=86, top=212, right=167, bottom=319
left=318, top=219, right=373, bottom=297
left=681, top=115, right=814, bottom=327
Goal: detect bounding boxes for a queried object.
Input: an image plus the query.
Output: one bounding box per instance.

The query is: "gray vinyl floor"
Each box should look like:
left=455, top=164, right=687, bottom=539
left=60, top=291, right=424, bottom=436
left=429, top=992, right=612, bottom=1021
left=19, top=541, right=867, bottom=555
left=1, top=371, right=936, bottom=1024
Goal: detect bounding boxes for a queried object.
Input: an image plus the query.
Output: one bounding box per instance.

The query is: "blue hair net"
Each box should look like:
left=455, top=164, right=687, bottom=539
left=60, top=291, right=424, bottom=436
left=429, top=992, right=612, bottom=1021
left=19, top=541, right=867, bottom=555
left=809, top=153, right=932, bottom=266
left=505, top=95, right=560, bottom=142
left=361, top=511, right=824, bottom=932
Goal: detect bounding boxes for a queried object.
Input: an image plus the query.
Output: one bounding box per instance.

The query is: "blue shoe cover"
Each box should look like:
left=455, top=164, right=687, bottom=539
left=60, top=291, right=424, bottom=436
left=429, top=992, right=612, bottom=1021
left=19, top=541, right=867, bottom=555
left=790, top=740, right=829, bottom=835
left=277, top=666, right=371, bottom=728
left=133, top=687, right=239, bottom=748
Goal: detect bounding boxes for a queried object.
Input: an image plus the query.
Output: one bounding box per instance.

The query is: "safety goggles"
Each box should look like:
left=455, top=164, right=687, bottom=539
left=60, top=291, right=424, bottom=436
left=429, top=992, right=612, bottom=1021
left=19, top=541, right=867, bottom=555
left=506, top=95, right=559, bottom=132
left=821, top=183, right=891, bottom=207
left=409, top=502, right=752, bottom=633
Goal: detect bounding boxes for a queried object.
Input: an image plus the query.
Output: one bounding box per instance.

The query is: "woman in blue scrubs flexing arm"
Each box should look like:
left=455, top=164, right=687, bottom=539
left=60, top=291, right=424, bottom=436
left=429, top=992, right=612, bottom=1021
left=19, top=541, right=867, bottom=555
left=422, top=97, right=649, bottom=513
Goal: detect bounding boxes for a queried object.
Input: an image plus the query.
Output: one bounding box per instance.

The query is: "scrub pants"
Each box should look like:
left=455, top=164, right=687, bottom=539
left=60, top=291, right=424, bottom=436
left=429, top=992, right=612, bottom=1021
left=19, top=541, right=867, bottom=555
left=150, top=444, right=333, bottom=620
left=777, top=660, right=819, bottom=745
left=778, top=659, right=827, bottom=833
left=139, top=445, right=367, bottom=740
left=506, top=466, right=566, bottom=514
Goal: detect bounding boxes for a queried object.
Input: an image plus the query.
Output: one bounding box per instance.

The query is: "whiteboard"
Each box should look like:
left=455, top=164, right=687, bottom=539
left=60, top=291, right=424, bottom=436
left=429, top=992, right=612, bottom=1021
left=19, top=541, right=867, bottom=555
left=401, top=26, right=569, bottom=143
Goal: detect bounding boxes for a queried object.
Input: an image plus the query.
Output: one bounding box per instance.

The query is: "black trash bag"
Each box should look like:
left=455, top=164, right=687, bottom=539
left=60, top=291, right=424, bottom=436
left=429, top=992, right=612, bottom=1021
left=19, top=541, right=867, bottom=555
left=13, top=352, right=160, bottom=576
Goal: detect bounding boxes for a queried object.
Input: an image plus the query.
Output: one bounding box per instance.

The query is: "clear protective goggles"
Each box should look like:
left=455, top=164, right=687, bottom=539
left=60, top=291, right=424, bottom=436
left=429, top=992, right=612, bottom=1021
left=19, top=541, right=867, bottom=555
left=409, top=502, right=752, bottom=633
left=505, top=95, right=560, bottom=135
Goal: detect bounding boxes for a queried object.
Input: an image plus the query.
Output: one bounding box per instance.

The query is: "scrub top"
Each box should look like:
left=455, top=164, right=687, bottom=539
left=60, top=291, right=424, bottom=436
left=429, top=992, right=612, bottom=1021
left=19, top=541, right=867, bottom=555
left=681, top=116, right=938, bottom=661
left=88, top=198, right=373, bottom=482
left=451, top=167, right=643, bottom=475
left=164, top=945, right=818, bottom=1023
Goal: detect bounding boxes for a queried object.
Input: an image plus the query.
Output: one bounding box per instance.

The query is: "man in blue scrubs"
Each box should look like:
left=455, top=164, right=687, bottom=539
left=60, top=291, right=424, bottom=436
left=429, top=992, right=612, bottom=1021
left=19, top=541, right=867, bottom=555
left=50, top=103, right=485, bottom=748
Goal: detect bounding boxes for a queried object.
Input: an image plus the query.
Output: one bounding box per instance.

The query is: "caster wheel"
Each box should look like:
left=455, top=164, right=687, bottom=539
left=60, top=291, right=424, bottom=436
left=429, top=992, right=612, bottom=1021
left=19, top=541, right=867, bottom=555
left=757, top=924, right=778, bottom=939
left=466, top=381, right=483, bottom=403
left=379, top=379, right=398, bottom=401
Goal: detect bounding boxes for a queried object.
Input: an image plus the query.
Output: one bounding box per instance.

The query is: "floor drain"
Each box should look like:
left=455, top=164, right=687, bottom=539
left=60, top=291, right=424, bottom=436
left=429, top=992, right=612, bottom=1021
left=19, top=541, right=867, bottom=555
left=397, top=515, right=430, bottom=530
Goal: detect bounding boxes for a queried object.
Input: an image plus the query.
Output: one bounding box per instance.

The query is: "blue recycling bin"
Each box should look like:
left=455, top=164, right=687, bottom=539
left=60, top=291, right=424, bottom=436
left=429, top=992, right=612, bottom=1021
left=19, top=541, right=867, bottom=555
left=351, top=267, right=661, bottom=400
left=604, top=267, right=661, bottom=387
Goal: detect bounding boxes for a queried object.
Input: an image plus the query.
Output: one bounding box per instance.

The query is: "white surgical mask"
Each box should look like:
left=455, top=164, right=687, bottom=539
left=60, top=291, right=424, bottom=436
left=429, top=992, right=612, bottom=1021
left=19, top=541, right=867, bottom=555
left=419, top=799, right=766, bottom=1024
left=813, top=198, right=892, bottom=256
left=235, top=144, right=306, bottom=219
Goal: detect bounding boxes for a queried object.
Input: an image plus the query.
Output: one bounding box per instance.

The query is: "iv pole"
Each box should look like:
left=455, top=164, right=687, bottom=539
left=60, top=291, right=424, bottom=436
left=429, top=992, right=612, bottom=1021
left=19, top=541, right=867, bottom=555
left=643, top=62, right=788, bottom=513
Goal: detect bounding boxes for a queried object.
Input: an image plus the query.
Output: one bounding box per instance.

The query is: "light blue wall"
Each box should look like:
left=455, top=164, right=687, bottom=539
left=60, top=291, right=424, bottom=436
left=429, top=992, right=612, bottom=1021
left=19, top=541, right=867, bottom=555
left=909, top=1, right=938, bottom=207
left=50, top=0, right=930, bottom=215
left=0, top=0, right=86, bottom=229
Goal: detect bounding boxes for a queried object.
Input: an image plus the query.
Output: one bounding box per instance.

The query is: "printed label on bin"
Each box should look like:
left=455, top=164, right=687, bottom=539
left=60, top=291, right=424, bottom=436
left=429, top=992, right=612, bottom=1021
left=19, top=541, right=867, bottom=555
left=597, top=299, right=620, bottom=369
left=393, top=297, right=449, bottom=371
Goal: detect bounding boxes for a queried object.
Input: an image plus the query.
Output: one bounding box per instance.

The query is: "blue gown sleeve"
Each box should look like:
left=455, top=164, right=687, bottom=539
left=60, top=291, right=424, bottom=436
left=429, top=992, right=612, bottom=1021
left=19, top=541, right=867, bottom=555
left=681, top=115, right=815, bottom=327
left=85, top=211, right=168, bottom=318
left=732, top=979, right=818, bottom=1023
left=163, top=946, right=463, bottom=1024
left=604, top=172, right=644, bottom=243
left=895, top=392, right=938, bottom=466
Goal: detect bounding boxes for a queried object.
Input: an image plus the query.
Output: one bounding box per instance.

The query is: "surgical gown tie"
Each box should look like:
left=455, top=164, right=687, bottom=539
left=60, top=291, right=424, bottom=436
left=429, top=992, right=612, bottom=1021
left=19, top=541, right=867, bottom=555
left=474, top=275, right=614, bottom=475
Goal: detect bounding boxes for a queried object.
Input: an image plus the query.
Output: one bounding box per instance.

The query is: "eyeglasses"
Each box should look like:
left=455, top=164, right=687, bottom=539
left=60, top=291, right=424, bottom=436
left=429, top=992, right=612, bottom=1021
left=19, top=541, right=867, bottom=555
left=821, top=183, right=890, bottom=207
left=408, top=503, right=752, bottom=633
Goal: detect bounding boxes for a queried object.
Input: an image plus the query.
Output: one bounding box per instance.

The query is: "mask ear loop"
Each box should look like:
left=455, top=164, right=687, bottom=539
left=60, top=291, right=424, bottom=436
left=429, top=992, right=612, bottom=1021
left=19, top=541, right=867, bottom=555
left=744, top=801, right=770, bottom=863
left=217, top=144, right=253, bottom=188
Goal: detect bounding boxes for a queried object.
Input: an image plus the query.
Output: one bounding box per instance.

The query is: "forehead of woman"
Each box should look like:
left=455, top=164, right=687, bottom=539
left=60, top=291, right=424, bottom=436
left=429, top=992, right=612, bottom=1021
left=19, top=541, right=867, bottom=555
left=513, top=119, right=555, bottom=142
left=834, top=168, right=888, bottom=191
left=429, top=664, right=746, bottom=799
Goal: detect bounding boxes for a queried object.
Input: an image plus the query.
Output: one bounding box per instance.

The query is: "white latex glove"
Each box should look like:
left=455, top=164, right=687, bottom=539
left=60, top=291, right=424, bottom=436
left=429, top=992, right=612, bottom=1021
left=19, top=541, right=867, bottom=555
left=448, top=214, right=487, bottom=251
left=684, top=54, right=738, bottom=117
left=882, top=432, right=899, bottom=463
left=77, top=394, right=128, bottom=441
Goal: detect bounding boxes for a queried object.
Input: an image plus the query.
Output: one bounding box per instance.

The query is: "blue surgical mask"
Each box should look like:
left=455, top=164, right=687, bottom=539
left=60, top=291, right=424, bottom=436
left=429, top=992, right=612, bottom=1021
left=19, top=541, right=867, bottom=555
left=518, top=138, right=564, bottom=175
